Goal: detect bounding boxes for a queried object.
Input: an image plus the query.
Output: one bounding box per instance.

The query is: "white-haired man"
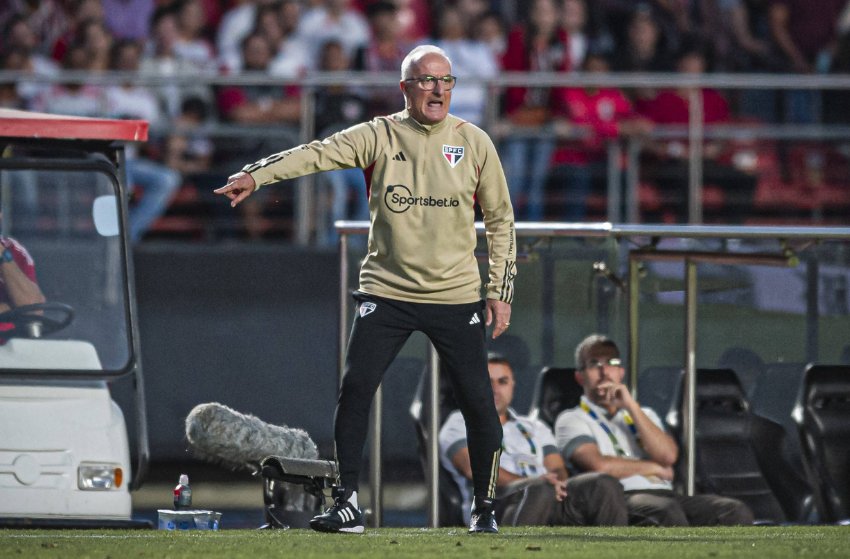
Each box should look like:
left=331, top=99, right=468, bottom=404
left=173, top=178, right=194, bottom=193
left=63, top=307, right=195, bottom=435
left=215, top=45, right=516, bottom=534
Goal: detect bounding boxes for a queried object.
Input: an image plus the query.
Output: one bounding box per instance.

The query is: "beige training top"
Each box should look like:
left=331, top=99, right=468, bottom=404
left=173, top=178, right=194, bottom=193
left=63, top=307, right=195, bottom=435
left=244, top=110, right=516, bottom=305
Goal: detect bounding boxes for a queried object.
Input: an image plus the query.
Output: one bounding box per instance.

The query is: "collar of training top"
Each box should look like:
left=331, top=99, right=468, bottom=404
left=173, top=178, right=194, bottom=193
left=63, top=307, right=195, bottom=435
left=402, top=109, right=451, bottom=134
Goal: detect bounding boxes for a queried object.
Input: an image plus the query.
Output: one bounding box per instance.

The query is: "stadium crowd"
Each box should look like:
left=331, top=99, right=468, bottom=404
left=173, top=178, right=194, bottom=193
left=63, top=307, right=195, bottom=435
left=2, top=0, right=850, bottom=241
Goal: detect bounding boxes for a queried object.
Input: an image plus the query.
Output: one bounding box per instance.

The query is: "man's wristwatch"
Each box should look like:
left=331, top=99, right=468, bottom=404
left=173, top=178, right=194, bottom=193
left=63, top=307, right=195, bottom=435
left=1, top=248, right=14, bottom=264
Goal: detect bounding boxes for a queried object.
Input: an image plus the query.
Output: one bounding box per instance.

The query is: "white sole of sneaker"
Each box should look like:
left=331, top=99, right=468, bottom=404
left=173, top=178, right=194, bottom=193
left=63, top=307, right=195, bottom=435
left=339, top=526, right=365, bottom=534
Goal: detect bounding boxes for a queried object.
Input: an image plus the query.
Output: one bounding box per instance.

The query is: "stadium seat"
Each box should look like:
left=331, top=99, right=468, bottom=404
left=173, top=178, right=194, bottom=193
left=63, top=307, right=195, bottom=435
left=408, top=364, right=464, bottom=527
left=636, top=365, right=684, bottom=426
left=749, top=362, right=816, bottom=522
left=670, top=368, right=809, bottom=523
left=749, top=413, right=814, bottom=523
left=795, top=365, right=850, bottom=523
left=716, top=346, right=766, bottom=399
left=750, top=362, right=809, bottom=471
left=526, top=366, right=581, bottom=429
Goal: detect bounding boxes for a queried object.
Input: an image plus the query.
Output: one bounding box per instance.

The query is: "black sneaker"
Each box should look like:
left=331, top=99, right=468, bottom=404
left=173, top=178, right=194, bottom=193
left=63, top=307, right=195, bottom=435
left=468, top=497, right=498, bottom=534
left=309, top=487, right=364, bottom=534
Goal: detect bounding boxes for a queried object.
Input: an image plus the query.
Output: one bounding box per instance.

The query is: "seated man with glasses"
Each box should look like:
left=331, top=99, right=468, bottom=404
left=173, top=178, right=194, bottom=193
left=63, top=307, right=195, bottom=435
left=554, top=334, right=754, bottom=526
left=440, top=352, right=628, bottom=528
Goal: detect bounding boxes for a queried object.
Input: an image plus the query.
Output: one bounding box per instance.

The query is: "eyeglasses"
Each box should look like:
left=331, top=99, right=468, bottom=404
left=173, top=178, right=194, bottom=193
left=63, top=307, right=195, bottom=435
left=403, top=74, right=457, bottom=91
left=584, top=358, right=622, bottom=369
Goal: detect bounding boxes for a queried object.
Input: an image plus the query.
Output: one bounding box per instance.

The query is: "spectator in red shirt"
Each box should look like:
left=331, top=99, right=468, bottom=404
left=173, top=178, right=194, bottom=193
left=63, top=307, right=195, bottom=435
left=635, top=45, right=757, bottom=223
left=499, top=0, right=571, bottom=221
left=550, top=51, right=653, bottom=221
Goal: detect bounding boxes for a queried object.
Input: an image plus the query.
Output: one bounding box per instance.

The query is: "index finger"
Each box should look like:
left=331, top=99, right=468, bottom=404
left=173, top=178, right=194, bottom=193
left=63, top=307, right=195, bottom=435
left=214, top=175, right=243, bottom=194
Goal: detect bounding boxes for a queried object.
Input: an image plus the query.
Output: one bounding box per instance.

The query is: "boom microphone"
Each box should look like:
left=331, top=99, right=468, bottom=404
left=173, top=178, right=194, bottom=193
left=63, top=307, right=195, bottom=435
left=185, top=402, right=319, bottom=472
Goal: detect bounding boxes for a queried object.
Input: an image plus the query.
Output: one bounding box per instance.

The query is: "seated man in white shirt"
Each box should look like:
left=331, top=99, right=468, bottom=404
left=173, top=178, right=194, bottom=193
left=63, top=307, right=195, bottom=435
left=439, top=352, right=628, bottom=527
left=554, top=334, right=754, bottom=526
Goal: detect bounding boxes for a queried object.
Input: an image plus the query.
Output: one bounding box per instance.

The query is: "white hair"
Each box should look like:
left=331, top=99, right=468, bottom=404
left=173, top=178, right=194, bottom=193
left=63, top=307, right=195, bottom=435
left=400, top=45, right=452, bottom=80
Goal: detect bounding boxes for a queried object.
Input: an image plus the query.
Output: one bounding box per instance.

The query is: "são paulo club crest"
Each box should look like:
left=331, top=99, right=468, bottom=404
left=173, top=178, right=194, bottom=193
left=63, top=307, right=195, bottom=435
left=359, top=302, right=376, bottom=317
left=442, top=145, right=464, bottom=168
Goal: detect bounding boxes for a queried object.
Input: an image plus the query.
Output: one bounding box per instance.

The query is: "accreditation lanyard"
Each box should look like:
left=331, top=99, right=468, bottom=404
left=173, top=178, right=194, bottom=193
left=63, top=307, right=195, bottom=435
left=580, top=400, right=640, bottom=457
left=502, top=419, right=537, bottom=454
left=502, top=418, right=539, bottom=476
left=515, top=420, right=537, bottom=454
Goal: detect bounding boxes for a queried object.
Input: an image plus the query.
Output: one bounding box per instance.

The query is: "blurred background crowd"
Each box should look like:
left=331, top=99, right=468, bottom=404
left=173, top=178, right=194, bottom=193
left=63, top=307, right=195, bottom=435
left=2, top=0, right=850, bottom=243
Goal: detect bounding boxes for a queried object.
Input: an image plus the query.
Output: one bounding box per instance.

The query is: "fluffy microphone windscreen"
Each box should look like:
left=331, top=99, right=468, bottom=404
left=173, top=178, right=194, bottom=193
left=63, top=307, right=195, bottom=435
left=185, top=402, right=319, bottom=471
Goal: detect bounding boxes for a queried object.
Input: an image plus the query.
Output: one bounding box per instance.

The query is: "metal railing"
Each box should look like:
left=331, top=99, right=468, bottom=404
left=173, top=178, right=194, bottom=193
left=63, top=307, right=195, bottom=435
left=5, top=70, right=850, bottom=242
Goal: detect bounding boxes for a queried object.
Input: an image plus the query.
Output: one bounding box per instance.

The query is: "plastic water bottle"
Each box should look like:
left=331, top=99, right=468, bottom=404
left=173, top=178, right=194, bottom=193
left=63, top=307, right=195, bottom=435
left=173, top=474, right=192, bottom=510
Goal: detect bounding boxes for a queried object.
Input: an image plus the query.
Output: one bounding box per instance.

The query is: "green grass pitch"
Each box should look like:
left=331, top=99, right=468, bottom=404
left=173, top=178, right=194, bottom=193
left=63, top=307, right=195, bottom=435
left=2, top=526, right=848, bottom=559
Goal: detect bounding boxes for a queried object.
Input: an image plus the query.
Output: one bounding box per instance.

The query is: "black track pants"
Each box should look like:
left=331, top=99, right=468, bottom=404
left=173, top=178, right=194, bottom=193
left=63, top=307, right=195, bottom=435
left=334, top=293, right=502, bottom=502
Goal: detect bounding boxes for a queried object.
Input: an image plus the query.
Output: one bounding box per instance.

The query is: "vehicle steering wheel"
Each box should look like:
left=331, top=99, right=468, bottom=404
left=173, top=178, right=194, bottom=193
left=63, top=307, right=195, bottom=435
left=0, top=302, right=75, bottom=338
